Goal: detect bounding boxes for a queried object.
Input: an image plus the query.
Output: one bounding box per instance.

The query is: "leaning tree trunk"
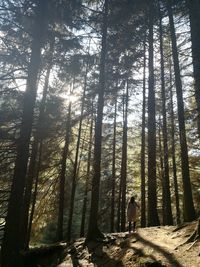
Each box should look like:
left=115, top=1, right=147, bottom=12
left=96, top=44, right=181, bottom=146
left=87, top=0, right=109, bottom=241
left=120, top=81, right=128, bottom=232
left=159, top=4, right=173, bottom=225
left=1, top=1, right=47, bottom=266
left=147, top=1, right=160, bottom=226
left=140, top=37, right=146, bottom=228
left=187, top=0, right=200, bottom=138
left=167, top=0, right=196, bottom=222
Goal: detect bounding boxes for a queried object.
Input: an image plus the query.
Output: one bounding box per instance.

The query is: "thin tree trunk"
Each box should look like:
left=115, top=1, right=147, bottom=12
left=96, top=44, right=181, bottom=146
left=117, top=172, right=122, bottom=232
left=158, top=117, right=165, bottom=225
left=120, top=82, right=128, bottom=232
left=87, top=0, right=109, bottom=240
left=187, top=0, right=200, bottom=138
left=80, top=107, right=94, bottom=237
left=67, top=63, right=89, bottom=241
left=1, top=2, right=47, bottom=265
left=110, top=97, right=117, bottom=232
left=167, top=0, right=196, bottom=221
left=57, top=102, right=71, bottom=241
left=159, top=4, right=173, bottom=225
left=141, top=37, right=146, bottom=228
left=147, top=1, right=160, bottom=226
left=169, top=61, right=181, bottom=225
left=26, top=141, right=43, bottom=247
left=118, top=92, right=125, bottom=232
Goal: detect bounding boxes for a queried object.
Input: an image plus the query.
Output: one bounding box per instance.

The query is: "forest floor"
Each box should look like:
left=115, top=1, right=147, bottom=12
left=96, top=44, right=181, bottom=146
left=57, top=221, right=200, bottom=267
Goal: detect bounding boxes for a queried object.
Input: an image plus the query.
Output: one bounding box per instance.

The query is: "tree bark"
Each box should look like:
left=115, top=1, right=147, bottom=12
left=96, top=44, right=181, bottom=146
left=147, top=1, right=160, bottom=226
left=87, top=0, right=108, bottom=241
left=167, top=0, right=196, bottom=222
left=1, top=1, right=47, bottom=265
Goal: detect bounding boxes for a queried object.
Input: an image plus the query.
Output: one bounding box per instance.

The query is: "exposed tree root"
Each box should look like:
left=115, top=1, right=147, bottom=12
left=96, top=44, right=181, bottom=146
left=185, top=239, right=199, bottom=251
left=175, top=218, right=200, bottom=250
left=184, top=217, right=200, bottom=244
left=172, top=223, right=189, bottom=232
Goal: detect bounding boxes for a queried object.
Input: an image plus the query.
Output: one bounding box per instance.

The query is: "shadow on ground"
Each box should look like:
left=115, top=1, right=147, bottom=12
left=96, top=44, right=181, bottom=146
left=128, top=232, right=183, bottom=267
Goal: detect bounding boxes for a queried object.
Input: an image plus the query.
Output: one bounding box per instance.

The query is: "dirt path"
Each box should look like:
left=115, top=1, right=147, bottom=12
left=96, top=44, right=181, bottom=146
left=57, top=222, right=200, bottom=267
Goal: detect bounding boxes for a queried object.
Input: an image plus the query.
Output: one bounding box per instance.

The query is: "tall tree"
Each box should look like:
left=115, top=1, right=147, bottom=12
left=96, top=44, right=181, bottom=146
left=67, top=64, right=89, bottom=241
left=140, top=37, right=147, bottom=228
left=80, top=106, right=94, bottom=237
left=1, top=1, right=48, bottom=265
left=147, top=1, right=160, bottom=226
left=169, top=64, right=180, bottom=224
left=87, top=0, right=109, bottom=240
left=120, top=82, right=128, bottom=231
left=110, top=96, right=117, bottom=232
left=21, top=38, right=55, bottom=249
left=159, top=3, right=173, bottom=225
left=167, top=0, right=196, bottom=222
left=57, top=101, right=71, bottom=241
left=187, top=0, right=200, bottom=138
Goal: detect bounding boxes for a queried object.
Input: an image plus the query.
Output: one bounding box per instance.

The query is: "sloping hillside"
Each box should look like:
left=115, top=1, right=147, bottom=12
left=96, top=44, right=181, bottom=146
left=57, top=221, right=200, bottom=267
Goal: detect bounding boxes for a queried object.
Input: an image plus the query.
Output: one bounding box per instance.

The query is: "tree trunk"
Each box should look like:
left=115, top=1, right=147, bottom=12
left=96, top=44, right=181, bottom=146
left=86, top=0, right=108, bottom=241
left=26, top=141, right=43, bottom=247
left=120, top=82, right=128, bottom=232
left=80, top=107, right=94, bottom=237
left=67, top=62, right=89, bottom=241
left=167, top=0, right=196, bottom=222
left=159, top=4, right=173, bottom=225
left=110, top=97, right=117, bottom=232
left=169, top=62, right=181, bottom=225
left=187, top=0, right=200, bottom=138
left=117, top=173, right=122, bottom=232
left=140, top=37, right=146, bottom=228
left=21, top=39, right=54, bottom=249
left=1, top=1, right=47, bottom=265
left=147, top=1, right=160, bottom=226
left=57, top=102, right=71, bottom=241
left=158, top=118, right=165, bottom=225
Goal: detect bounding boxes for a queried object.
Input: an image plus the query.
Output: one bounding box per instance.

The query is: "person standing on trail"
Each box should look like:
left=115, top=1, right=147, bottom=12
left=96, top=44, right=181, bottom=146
left=127, top=196, right=140, bottom=233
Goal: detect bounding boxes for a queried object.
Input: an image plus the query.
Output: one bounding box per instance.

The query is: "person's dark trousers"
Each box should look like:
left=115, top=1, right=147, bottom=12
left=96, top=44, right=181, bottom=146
left=129, top=222, right=132, bottom=232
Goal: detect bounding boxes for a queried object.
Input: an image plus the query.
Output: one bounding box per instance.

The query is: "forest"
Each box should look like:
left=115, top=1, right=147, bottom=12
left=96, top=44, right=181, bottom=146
left=0, top=0, right=200, bottom=266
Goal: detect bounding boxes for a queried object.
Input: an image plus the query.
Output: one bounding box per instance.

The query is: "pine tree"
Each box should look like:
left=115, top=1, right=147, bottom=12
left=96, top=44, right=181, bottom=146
left=147, top=1, right=160, bottom=226
left=167, top=0, right=196, bottom=222
left=1, top=1, right=48, bottom=265
left=87, top=0, right=109, bottom=240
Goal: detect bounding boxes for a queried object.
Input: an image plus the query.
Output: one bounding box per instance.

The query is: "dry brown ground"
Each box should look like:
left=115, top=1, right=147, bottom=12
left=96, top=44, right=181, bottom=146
left=57, top=221, right=200, bottom=267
